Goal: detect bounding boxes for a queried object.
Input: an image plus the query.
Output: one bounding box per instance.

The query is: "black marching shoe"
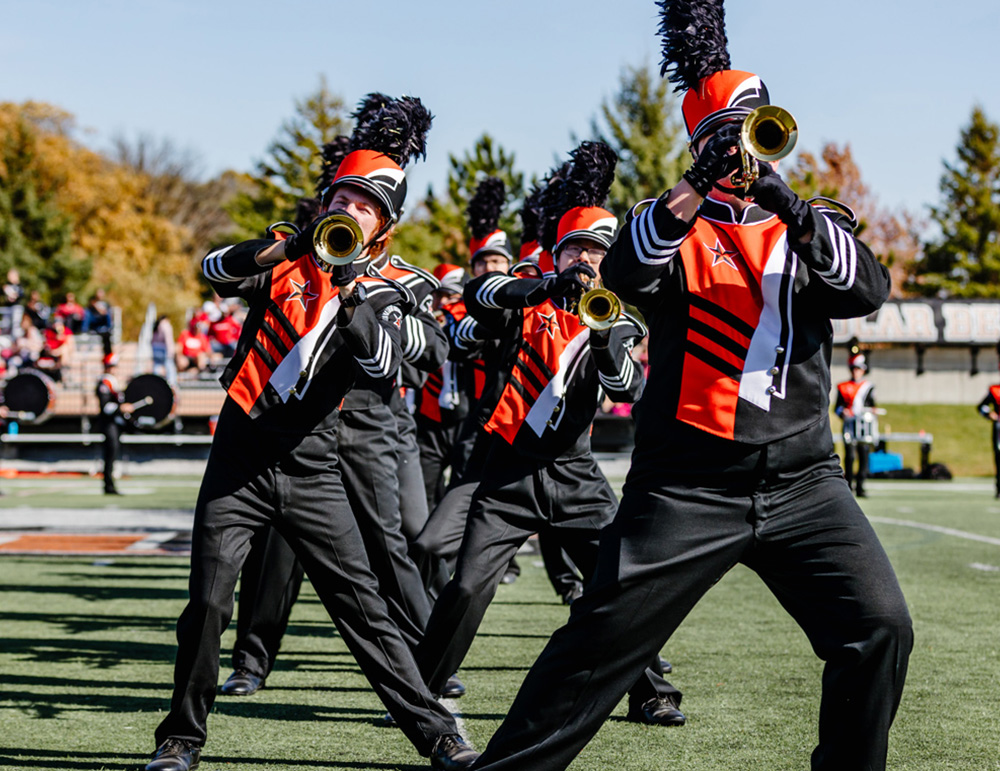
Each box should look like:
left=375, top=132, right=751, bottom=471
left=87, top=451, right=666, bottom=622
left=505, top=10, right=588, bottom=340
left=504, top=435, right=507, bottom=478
left=658, top=656, right=673, bottom=674
left=439, top=674, right=466, bottom=699
left=146, top=738, right=201, bottom=771
left=219, top=668, right=265, bottom=696
left=627, top=695, right=686, bottom=727
left=561, top=584, right=584, bottom=605
left=430, top=733, right=479, bottom=770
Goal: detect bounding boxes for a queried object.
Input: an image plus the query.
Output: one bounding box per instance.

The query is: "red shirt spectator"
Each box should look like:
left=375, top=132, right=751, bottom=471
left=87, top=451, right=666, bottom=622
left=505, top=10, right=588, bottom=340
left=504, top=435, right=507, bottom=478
left=209, top=311, right=241, bottom=357
left=54, top=292, right=86, bottom=332
left=177, top=325, right=212, bottom=372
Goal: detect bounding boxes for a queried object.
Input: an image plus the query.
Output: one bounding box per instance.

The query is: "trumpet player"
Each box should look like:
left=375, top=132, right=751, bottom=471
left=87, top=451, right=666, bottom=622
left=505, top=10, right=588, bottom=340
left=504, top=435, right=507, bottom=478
left=415, top=141, right=682, bottom=727
left=471, top=3, right=911, bottom=770
left=145, top=94, right=477, bottom=771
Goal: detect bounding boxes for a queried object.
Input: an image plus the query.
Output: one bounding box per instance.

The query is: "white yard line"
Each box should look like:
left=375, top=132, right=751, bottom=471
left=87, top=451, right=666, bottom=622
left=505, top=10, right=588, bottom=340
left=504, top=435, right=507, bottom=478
left=440, top=698, right=471, bottom=746
left=870, top=516, right=1000, bottom=548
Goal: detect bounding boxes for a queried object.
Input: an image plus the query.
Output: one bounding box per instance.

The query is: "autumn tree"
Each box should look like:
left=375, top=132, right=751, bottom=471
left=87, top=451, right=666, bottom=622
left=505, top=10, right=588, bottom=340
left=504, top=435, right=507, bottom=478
left=393, top=133, right=525, bottom=269
left=785, top=143, right=923, bottom=296
left=225, top=77, right=351, bottom=242
left=913, top=106, right=1000, bottom=297
left=590, top=64, right=688, bottom=215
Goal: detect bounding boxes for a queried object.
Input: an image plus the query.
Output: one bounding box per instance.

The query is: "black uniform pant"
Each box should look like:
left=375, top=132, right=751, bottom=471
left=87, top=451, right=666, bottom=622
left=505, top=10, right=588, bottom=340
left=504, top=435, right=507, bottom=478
left=102, top=421, right=121, bottom=492
left=472, top=455, right=913, bottom=771
left=155, top=422, right=455, bottom=755
left=229, top=403, right=434, bottom=678
left=843, top=437, right=870, bottom=494
left=396, top=405, right=432, bottom=542
left=416, top=419, right=462, bottom=510
left=415, top=446, right=675, bottom=708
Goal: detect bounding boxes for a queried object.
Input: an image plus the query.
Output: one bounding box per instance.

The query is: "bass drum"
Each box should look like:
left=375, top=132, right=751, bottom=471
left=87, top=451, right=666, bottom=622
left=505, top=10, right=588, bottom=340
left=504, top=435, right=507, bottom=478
left=3, top=369, right=56, bottom=425
left=124, top=374, right=176, bottom=431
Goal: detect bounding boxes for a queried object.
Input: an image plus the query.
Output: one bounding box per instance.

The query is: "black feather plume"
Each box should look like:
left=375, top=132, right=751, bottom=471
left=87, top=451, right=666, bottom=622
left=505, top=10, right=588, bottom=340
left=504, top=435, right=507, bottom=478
left=466, top=177, right=506, bottom=240
left=563, top=141, right=618, bottom=210
left=316, top=134, right=352, bottom=196
left=295, top=197, right=321, bottom=228
left=657, top=0, right=730, bottom=92
left=519, top=181, right=545, bottom=243
left=537, top=163, right=571, bottom=253
left=349, top=93, right=433, bottom=168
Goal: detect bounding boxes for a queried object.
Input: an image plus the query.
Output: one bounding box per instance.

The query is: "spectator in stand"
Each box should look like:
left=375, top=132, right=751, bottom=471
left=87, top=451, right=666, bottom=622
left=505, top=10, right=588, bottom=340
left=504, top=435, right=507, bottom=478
left=54, top=292, right=86, bottom=333
left=151, top=315, right=176, bottom=381
left=39, top=316, right=74, bottom=381
left=208, top=302, right=240, bottom=360
left=13, top=314, right=44, bottom=369
left=83, top=288, right=112, bottom=335
left=25, top=290, right=50, bottom=328
left=176, top=318, right=212, bottom=375
left=2, top=269, right=24, bottom=307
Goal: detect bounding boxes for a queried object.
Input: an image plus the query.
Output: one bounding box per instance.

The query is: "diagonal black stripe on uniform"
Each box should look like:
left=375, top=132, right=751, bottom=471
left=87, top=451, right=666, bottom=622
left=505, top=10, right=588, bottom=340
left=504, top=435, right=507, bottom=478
left=513, top=356, right=546, bottom=396
left=251, top=338, right=278, bottom=372
left=265, top=301, right=301, bottom=344
left=259, top=319, right=290, bottom=357
left=507, top=370, right=538, bottom=408
left=685, top=339, right=742, bottom=381
left=688, top=316, right=749, bottom=361
left=688, top=295, right=755, bottom=341
left=519, top=341, right=555, bottom=382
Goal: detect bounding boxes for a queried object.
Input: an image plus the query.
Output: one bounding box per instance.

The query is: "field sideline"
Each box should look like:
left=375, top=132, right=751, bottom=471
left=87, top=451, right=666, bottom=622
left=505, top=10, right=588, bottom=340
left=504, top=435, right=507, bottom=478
left=1, top=474, right=999, bottom=770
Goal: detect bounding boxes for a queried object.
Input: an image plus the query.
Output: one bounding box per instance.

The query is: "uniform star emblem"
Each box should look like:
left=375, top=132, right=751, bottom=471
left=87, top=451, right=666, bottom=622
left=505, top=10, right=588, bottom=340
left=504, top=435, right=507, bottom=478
left=536, top=311, right=558, bottom=340
left=286, top=279, right=318, bottom=311
left=708, top=240, right=739, bottom=270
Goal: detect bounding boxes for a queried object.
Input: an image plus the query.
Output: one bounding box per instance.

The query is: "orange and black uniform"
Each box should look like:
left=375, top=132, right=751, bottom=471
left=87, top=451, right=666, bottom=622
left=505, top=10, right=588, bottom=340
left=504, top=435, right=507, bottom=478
left=154, top=239, right=461, bottom=757
left=415, top=271, right=676, bottom=710
left=977, top=384, right=1000, bottom=496
left=835, top=377, right=876, bottom=495
left=473, top=196, right=913, bottom=771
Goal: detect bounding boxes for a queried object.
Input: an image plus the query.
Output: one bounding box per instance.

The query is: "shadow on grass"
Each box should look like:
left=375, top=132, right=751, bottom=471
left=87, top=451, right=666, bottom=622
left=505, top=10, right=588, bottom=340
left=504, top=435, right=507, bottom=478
left=0, top=611, right=178, bottom=634
left=0, top=749, right=426, bottom=770
left=0, top=637, right=178, bottom=668
left=0, top=583, right=190, bottom=602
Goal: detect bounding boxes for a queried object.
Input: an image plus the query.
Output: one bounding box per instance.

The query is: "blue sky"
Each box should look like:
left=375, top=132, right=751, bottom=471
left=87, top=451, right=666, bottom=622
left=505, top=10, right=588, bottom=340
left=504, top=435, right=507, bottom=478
left=3, top=0, right=997, bottom=220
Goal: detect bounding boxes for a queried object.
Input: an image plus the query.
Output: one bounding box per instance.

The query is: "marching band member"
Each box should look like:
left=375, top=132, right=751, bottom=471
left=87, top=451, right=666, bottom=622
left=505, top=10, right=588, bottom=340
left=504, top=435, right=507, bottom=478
left=470, top=3, right=912, bottom=769
left=835, top=352, right=877, bottom=497
left=415, top=142, right=681, bottom=725
left=96, top=352, right=136, bottom=496
left=976, top=349, right=1000, bottom=497
left=145, top=94, right=476, bottom=771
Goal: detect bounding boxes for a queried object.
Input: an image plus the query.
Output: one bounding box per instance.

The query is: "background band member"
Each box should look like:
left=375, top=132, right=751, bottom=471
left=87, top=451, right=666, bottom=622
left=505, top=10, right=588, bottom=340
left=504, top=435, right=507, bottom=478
left=415, top=142, right=681, bottom=726
left=96, top=352, right=135, bottom=496
left=471, top=4, right=912, bottom=770
left=145, top=94, right=476, bottom=771
left=218, top=106, right=462, bottom=703
left=835, top=352, right=876, bottom=497
left=977, top=353, right=1000, bottom=497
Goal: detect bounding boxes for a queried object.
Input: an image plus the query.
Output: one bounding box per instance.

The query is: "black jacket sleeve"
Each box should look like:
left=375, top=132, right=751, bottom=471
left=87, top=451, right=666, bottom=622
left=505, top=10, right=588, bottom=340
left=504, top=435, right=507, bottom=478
left=401, top=309, right=449, bottom=373
left=601, top=197, right=695, bottom=309
left=338, top=300, right=403, bottom=382
left=590, top=315, right=646, bottom=404
left=794, top=205, right=891, bottom=319
left=201, top=240, right=275, bottom=299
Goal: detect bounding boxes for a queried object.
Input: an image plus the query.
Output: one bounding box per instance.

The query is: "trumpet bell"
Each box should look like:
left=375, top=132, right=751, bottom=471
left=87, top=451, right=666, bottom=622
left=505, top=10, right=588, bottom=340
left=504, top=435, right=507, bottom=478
left=314, top=213, right=364, bottom=267
left=578, top=287, right=622, bottom=331
left=741, top=105, right=798, bottom=163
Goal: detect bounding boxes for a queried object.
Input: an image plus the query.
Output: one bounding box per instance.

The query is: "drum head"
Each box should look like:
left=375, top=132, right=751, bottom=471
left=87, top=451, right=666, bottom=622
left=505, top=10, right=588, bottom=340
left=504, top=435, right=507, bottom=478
left=124, top=374, right=176, bottom=430
left=3, top=369, right=55, bottom=424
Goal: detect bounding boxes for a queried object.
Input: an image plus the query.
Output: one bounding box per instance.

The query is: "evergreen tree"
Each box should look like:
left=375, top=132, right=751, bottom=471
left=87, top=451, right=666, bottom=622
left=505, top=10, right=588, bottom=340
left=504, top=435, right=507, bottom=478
left=590, top=64, right=688, bottom=215
left=0, top=106, right=90, bottom=301
left=224, top=77, right=350, bottom=241
left=916, top=106, right=1000, bottom=297
left=393, top=133, right=525, bottom=269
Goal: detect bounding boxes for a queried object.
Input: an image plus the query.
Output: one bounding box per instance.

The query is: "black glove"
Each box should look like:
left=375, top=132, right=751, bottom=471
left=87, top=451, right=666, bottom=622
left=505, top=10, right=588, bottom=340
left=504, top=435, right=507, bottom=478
left=748, top=165, right=813, bottom=239
left=282, top=215, right=325, bottom=262
left=682, top=123, right=742, bottom=198
left=329, top=262, right=358, bottom=288
left=523, top=262, right=597, bottom=306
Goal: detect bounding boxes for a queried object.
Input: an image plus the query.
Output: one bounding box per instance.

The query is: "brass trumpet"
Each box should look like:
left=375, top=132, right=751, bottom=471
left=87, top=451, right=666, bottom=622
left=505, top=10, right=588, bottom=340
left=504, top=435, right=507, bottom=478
left=578, top=285, right=622, bottom=331
left=731, top=105, right=798, bottom=192
left=314, top=212, right=365, bottom=267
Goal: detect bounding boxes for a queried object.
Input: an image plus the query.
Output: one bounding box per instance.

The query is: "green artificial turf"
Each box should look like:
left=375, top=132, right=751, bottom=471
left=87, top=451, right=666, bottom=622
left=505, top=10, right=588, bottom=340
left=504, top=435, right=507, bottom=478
left=1, top=481, right=999, bottom=770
